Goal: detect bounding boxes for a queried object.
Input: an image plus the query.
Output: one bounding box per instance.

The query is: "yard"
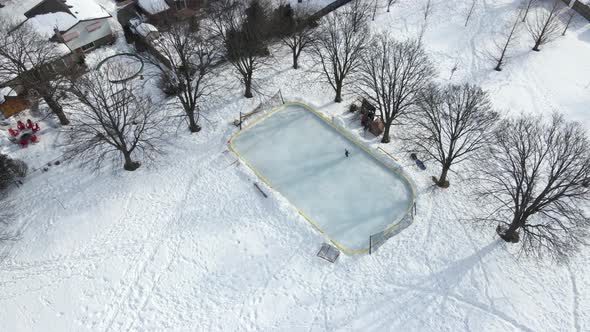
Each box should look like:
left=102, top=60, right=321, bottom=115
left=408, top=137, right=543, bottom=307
left=0, top=0, right=590, bottom=331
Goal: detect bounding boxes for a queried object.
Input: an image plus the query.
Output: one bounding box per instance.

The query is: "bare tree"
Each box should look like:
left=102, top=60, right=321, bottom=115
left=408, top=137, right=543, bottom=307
left=386, top=0, right=399, bottom=13
left=0, top=154, right=27, bottom=192
left=64, top=63, right=165, bottom=171
left=209, top=0, right=270, bottom=98
left=478, top=114, right=590, bottom=258
left=491, top=10, right=522, bottom=71
left=527, top=0, right=563, bottom=51
left=408, top=84, right=499, bottom=187
left=423, top=0, right=433, bottom=21
left=312, top=9, right=369, bottom=103
left=274, top=4, right=316, bottom=69
left=348, top=0, right=373, bottom=32
left=521, top=0, right=538, bottom=22
left=562, top=8, right=576, bottom=36
left=0, top=19, right=74, bottom=125
left=372, top=0, right=378, bottom=21
left=149, top=21, right=218, bottom=133
left=359, top=34, right=435, bottom=143
left=0, top=154, right=25, bottom=242
left=419, top=0, right=433, bottom=42
left=465, top=0, right=477, bottom=27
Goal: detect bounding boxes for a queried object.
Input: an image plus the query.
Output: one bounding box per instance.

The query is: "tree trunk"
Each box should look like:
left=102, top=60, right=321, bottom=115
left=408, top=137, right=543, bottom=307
left=123, top=151, right=140, bottom=171
left=437, top=165, right=450, bottom=187
left=187, top=112, right=201, bottom=133
left=532, top=39, right=541, bottom=51
left=499, top=217, right=521, bottom=243
left=334, top=83, right=342, bottom=103
left=244, top=72, right=253, bottom=98
left=292, top=50, right=299, bottom=69
left=522, top=4, right=531, bottom=23
left=494, top=61, right=503, bottom=71
left=43, top=95, right=69, bottom=125
left=381, top=125, right=391, bottom=143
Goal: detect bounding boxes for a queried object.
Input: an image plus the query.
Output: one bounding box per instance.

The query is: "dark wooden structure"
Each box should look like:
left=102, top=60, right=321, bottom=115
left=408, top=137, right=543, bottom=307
left=0, top=96, right=30, bottom=118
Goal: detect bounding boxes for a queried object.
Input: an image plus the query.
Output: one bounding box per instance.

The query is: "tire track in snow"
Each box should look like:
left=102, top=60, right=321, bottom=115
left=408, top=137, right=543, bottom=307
left=567, top=262, right=581, bottom=332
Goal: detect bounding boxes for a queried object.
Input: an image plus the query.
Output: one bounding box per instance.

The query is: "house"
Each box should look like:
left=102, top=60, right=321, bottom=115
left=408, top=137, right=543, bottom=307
left=136, top=0, right=173, bottom=25
left=12, top=0, right=116, bottom=55
left=134, top=0, right=208, bottom=26
left=0, top=0, right=115, bottom=89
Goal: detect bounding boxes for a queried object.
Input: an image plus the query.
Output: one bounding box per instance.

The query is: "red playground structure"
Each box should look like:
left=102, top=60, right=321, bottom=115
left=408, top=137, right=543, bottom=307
left=8, top=119, right=41, bottom=147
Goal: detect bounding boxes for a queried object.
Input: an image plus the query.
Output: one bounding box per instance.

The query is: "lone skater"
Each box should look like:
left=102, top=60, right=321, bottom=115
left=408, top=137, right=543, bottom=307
left=345, top=149, right=350, bottom=158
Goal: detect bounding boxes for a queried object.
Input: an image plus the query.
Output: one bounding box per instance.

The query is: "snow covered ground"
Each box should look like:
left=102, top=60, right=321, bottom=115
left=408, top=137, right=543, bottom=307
left=231, top=103, right=414, bottom=253
left=1, top=0, right=590, bottom=331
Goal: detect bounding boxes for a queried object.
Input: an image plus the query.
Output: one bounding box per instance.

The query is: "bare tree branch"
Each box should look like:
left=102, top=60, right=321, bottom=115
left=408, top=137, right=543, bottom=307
left=209, top=0, right=271, bottom=98
left=0, top=18, right=79, bottom=125
left=273, top=4, right=317, bottom=70
left=489, top=10, right=522, bottom=71
left=406, top=84, right=499, bottom=187
left=311, top=7, right=369, bottom=103
left=63, top=63, right=166, bottom=171
left=478, top=113, right=590, bottom=259
left=147, top=21, right=220, bottom=133
left=521, top=0, right=538, bottom=22
left=527, top=0, right=563, bottom=51
left=358, top=34, right=435, bottom=143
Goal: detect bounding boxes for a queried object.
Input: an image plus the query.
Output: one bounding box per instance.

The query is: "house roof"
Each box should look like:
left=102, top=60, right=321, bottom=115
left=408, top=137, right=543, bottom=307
left=0, top=0, right=43, bottom=22
left=137, top=0, right=170, bottom=15
left=27, top=11, right=79, bottom=36
left=0, top=0, right=110, bottom=32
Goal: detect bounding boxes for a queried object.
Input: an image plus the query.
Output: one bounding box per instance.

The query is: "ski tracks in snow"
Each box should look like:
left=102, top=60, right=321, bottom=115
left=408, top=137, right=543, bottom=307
left=567, top=262, right=581, bottom=332
left=97, top=150, right=220, bottom=332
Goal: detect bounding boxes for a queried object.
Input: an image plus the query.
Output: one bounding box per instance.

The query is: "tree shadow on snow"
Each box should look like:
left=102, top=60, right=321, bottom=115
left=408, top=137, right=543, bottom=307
left=337, top=240, right=535, bottom=332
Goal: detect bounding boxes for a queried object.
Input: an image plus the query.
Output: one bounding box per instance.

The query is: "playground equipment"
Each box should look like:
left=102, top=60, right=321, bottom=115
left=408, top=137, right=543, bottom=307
left=8, top=119, right=40, bottom=147
left=96, top=53, right=144, bottom=83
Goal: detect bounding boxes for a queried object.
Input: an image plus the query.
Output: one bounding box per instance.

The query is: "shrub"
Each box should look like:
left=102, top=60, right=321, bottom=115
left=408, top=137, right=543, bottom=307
left=0, top=154, right=27, bottom=191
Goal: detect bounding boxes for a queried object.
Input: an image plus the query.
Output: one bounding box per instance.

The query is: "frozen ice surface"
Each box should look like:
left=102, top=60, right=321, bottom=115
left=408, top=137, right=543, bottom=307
left=232, top=104, right=414, bottom=252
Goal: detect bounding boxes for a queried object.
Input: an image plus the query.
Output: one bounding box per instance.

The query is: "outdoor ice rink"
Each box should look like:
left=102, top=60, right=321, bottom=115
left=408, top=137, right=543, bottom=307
left=231, top=103, right=415, bottom=253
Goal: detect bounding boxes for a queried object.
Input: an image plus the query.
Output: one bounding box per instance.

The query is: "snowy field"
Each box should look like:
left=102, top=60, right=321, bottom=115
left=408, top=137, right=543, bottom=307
left=1, top=0, right=590, bottom=331
left=231, top=103, right=414, bottom=253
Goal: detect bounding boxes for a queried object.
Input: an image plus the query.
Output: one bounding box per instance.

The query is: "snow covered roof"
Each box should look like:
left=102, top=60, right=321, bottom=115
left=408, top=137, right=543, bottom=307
left=0, top=0, right=44, bottom=23
left=0, top=0, right=110, bottom=31
left=137, top=0, right=170, bottom=15
left=63, top=0, right=110, bottom=21
left=27, top=11, right=79, bottom=36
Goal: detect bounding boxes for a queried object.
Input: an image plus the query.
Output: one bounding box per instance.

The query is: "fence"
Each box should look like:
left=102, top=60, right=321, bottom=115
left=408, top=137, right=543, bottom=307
left=232, top=101, right=417, bottom=255
left=326, top=116, right=418, bottom=255
left=369, top=201, right=417, bottom=254
left=368, top=146, right=417, bottom=254
left=235, top=89, right=284, bottom=129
